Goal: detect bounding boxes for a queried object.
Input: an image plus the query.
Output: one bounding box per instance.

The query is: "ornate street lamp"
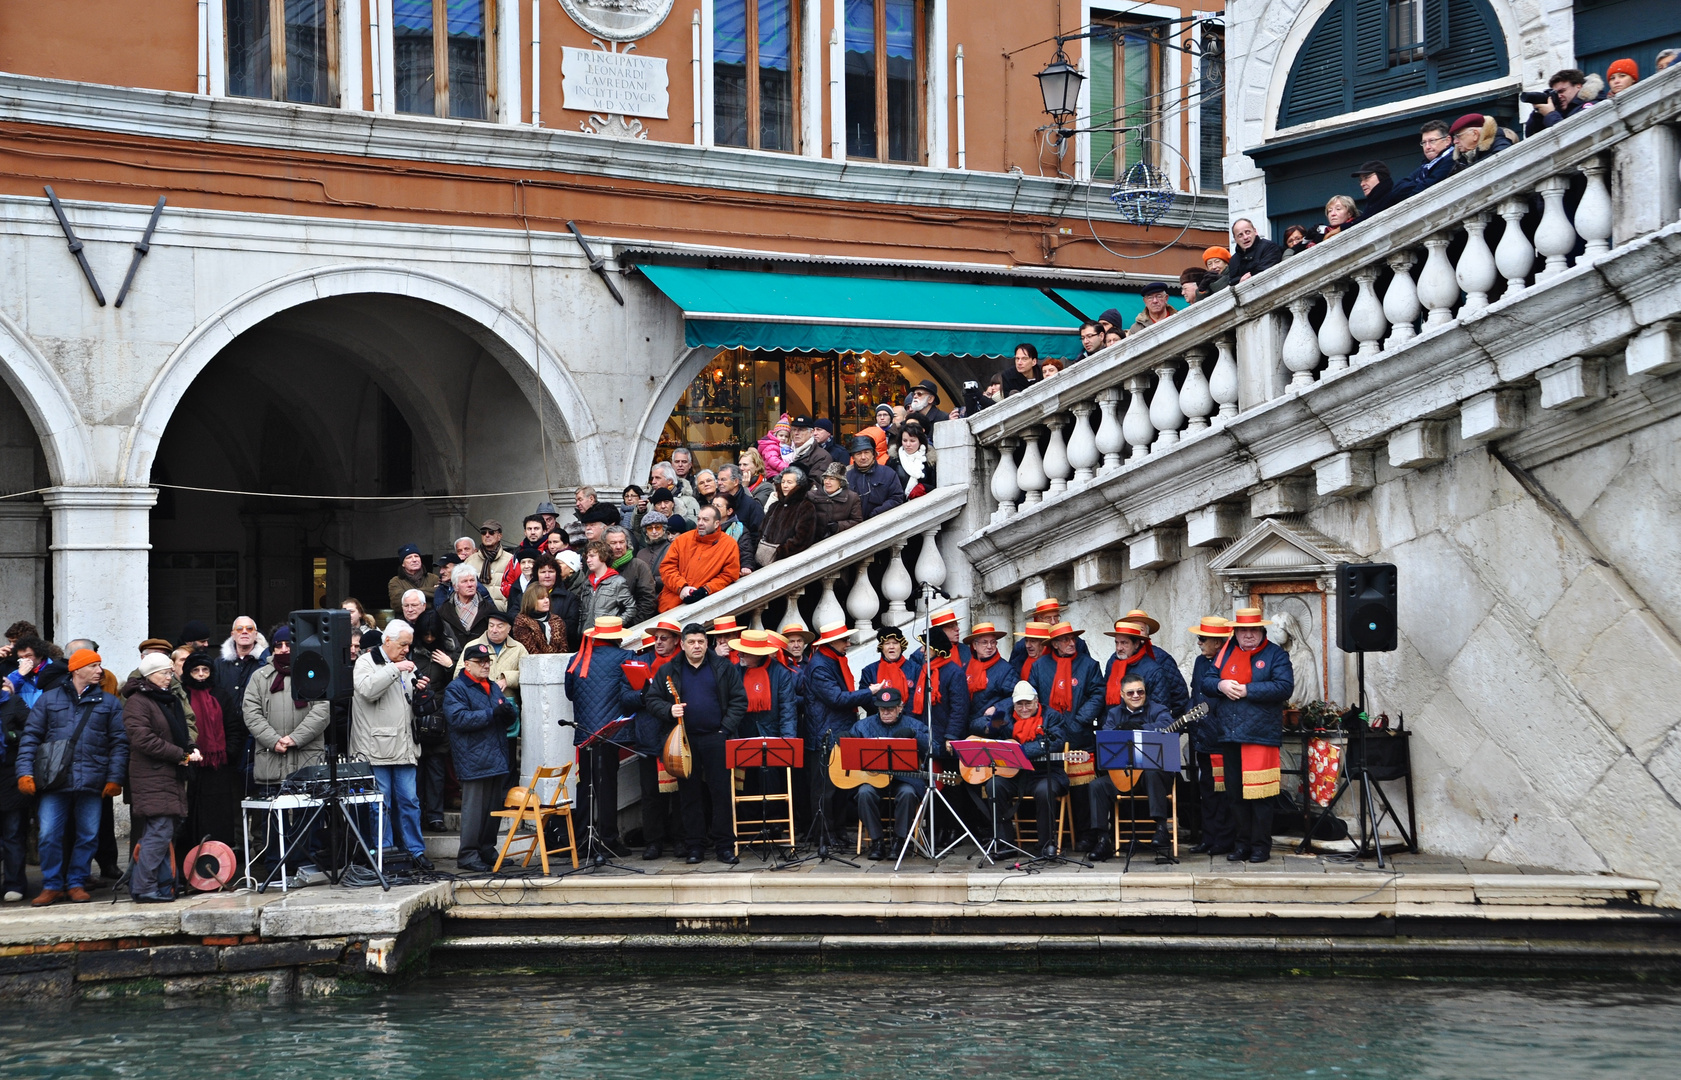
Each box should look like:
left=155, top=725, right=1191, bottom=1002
left=1035, top=47, right=1084, bottom=136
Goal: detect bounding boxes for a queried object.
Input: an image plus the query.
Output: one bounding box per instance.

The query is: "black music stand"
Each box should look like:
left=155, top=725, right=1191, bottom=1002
left=726, top=737, right=804, bottom=861
left=775, top=730, right=860, bottom=870
left=1096, top=730, right=1179, bottom=871
left=952, top=739, right=1035, bottom=863
left=561, top=716, right=646, bottom=877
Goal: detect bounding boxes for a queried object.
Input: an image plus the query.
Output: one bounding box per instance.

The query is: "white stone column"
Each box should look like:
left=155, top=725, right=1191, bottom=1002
left=43, top=487, right=156, bottom=660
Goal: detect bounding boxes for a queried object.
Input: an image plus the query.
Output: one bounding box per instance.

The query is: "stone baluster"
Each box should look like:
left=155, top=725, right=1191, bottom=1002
left=1066, top=401, right=1099, bottom=483
left=913, top=525, right=947, bottom=617
left=1316, top=285, right=1353, bottom=374
left=1416, top=233, right=1458, bottom=327
left=1575, top=155, right=1613, bottom=258
left=845, top=556, right=881, bottom=633
left=780, top=585, right=809, bottom=635
left=813, top=571, right=846, bottom=631
left=1348, top=265, right=1387, bottom=362
left=1042, top=416, right=1072, bottom=494
left=880, top=541, right=913, bottom=627
left=1094, top=387, right=1126, bottom=468
left=1121, top=375, right=1155, bottom=461
left=1456, top=212, right=1497, bottom=314
left=749, top=605, right=765, bottom=630
left=1148, top=362, right=1184, bottom=448
left=989, top=438, right=1021, bottom=521
left=1494, top=196, right=1534, bottom=300
left=1179, top=345, right=1214, bottom=431
left=1533, top=175, right=1577, bottom=278
left=1209, top=336, right=1238, bottom=424
left=1016, top=428, right=1048, bottom=504
left=1281, top=297, right=1323, bottom=390
left=1382, top=251, right=1419, bottom=351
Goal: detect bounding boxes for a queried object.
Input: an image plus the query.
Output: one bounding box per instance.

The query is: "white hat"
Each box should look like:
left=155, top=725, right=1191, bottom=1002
left=1011, top=681, right=1037, bottom=704
left=138, top=652, right=173, bottom=679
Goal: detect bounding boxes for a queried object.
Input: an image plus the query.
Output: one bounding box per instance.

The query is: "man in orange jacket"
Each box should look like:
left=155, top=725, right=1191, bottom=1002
left=657, top=505, right=742, bottom=612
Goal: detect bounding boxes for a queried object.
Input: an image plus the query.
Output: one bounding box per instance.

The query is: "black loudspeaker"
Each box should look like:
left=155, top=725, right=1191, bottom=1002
left=1336, top=562, right=1398, bottom=652
left=288, top=609, right=354, bottom=701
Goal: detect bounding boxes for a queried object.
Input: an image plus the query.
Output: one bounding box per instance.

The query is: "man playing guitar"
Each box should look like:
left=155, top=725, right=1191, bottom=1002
left=967, top=679, right=1089, bottom=857
left=846, top=686, right=931, bottom=861
left=1084, top=672, right=1175, bottom=860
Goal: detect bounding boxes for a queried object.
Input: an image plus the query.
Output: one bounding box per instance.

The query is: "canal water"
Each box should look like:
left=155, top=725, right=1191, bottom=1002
left=2, top=973, right=1677, bottom=1078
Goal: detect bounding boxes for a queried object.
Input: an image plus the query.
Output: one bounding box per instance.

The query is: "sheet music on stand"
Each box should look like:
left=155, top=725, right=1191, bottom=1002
left=839, top=737, right=919, bottom=774
left=1095, top=730, right=1181, bottom=773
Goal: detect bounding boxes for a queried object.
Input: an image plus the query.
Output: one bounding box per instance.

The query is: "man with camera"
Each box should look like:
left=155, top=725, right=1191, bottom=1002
left=1523, top=69, right=1600, bottom=138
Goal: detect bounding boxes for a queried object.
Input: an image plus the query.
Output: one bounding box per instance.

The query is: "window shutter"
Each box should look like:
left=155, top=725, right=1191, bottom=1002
left=1279, top=0, right=1352, bottom=125
left=1354, top=0, right=1387, bottom=74
left=1089, top=31, right=1116, bottom=179
left=1423, top=0, right=1449, bottom=56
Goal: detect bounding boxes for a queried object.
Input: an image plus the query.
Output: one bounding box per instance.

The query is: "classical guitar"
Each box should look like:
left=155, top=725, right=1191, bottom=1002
left=1107, top=702, right=1209, bottom=791
left=827, top=745, right=958, bottom=790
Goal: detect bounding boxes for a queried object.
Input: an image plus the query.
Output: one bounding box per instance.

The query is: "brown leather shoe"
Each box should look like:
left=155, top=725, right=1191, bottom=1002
left=67, top=887, right=92, bottom=903
left=31, top=889, right=63, bottom=907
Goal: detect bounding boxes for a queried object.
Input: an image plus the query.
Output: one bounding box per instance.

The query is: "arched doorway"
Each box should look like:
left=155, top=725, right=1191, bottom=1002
left=146, top=292, right=572, bottom=638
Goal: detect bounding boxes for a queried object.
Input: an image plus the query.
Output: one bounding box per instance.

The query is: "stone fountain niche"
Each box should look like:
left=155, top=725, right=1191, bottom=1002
left=1208, top=519, right=1357, bottom=708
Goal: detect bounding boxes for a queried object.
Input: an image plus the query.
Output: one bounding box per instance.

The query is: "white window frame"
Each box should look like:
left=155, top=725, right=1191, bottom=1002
left=206, top=0, right=366, bottom=109
left=702, top=0, right=824, bottom=155
left=1077, top=2, right=1183, bottom=187
left=370, top=0, right=518, bottom=121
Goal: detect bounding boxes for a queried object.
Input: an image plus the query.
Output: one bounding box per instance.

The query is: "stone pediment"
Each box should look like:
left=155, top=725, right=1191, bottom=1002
left=1207, top=519, right=1357, bottom=584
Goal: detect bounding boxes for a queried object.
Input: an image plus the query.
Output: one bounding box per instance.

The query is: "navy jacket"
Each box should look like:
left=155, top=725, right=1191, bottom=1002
left=643, top=651, right=746, bottom=738
left=1196, top=639, right=1294, bottom=747
left=1186, top=653, right=1224, bottom=754
left=963, top=654, right=1018, bottom=728
left=737, top=659, right=798, bottom=739
left=629, top=650, right=683, bottom=755
left=1009, top=636, right=1090, bottom=672
left=845, top=712, right=931, bottom=798
left=847, top=464, right=905, bottom=520
left=1103, top=645, right=1190, bottom=721
left=906, top=657, right=971, bottom=753
left=17, top=681, right=129, bottom=795
left=801, top=647, right=875, bottom=749
left=1099, top=698, right=1173, bottom=733
left=1386, top=151, right=1454, bottom=208
left=1027, top=651, right=1103, bottom=754
left=564, top=642, right=644, bottom=739
left=443, top=673, right=512, bottom=781
left=860, top=655, right=921, bottom=701
left=973, top=700, right=1086, bottom=764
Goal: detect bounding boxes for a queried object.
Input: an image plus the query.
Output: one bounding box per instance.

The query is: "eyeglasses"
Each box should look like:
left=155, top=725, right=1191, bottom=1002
left=479, top=528, right=499, bottom=535
left=1421, top=135, right=1448, bottom=145
left=234, top=625, right=256, bottom=633
left=1121, top=689, right=1147, bottom=698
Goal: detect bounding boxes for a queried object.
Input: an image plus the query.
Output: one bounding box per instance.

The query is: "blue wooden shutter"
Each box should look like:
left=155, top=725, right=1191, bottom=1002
left=1431, top=0, right=1505, bottom=85
left=1423, top=0, right=1449, bottom=55
left=1280, top=0, right=1352, bottom=125
left=1354, top=0, right=1388, bottom=73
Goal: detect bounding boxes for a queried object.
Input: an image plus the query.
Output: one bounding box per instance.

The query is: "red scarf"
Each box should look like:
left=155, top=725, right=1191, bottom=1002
left=913, top=656, right=947, bottom=707
left=875, top=658, right=910, bottom=698
left=468, top=672, right=493, bottom=695
left=820, top=645, right=854, bottom=690
left=568, top=636, right=598, bottom=677
left=966, top=653, right=1001, bottom=695
left=1049, top=655, right=1076, bottom=713
left=187, top=687, right=226, bottom=769
left=589, top=567, right=620, bottom=589
left=1105, top=642, right=1154, bottom=705
left=1013, top=704, right=1044, bottom=743
left=743, top=665, right=773, bottom=712
left=649, top=650, right=678, bottom=677
left=1217, top=637, right=1262, bottom=684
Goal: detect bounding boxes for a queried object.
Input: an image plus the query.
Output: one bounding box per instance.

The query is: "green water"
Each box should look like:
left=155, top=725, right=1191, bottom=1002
left=2, top=974, right=1678, bottom=1078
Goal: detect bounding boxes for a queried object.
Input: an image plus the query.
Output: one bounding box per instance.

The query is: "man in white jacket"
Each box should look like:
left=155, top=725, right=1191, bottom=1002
left=350, top=620, right=430, bottom=869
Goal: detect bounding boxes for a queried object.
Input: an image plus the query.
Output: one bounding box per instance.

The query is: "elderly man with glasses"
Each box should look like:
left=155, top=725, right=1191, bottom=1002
left=213, top=616, right=270, bottom=706
left=1082, top=670, right=1177, bottom=862
left=1384, top=120, right=1457, bottom=210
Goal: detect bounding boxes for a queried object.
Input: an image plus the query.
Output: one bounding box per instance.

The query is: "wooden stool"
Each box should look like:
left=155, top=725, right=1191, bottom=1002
left=732, top=766, right=797, bottom=855
left=492, top=763, right=578, bottom=875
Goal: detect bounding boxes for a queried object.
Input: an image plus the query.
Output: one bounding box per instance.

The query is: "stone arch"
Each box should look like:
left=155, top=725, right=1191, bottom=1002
left=121, top=263, right=608, bottom=488
left=627, top=344, right=712, bottom=489
left=0, top=309, right=96, bottom=486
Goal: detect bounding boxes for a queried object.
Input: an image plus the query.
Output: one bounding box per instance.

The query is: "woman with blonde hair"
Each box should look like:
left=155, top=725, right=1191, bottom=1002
left=738, top=446, right=773, bottom=506
left=1313, top=195, right=1360, bottom=242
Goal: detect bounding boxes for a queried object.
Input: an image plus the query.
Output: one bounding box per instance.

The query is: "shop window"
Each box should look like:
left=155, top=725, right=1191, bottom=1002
left=226, top=0, right=336, bottom=105
left=1089, top=18, right=1164, bottom=180
left=394, top=0, right=495, bottom=120
left=844, top=0, right=924, bottom=163
left=716, top=0, right=800, bottom=152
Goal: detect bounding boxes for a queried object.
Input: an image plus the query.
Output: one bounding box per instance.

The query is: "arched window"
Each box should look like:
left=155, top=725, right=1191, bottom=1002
left=1280, top=0, right=1507, bottom=128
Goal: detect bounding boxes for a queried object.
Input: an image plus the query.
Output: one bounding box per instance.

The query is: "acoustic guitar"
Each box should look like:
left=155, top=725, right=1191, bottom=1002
left=827, top=745, right=958, bottom=791
left=958, top=745, right=1094, bottom=786
left=1107, top=702, right=1209, bottom=791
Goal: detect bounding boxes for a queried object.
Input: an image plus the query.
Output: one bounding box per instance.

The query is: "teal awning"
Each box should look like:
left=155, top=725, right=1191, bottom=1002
left=636, top=265, right=1087, bottom=360
left=1043, top=287, right=1184, bottom=327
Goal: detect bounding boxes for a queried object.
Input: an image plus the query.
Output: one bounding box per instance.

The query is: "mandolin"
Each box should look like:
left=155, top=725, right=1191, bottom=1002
left=826, top=745, right=958, bottom=790
left=1107, top=702, right=1209, bottom=791
left=661, top=675, right=694, bottom=780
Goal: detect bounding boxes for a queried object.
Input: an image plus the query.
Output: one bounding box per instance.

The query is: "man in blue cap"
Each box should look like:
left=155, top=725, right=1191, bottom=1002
left=1129, top=283, right=1175, bottom=335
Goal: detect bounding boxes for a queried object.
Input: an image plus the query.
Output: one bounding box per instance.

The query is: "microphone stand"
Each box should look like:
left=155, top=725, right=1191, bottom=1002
left=900, top=582, right=984, bottom=869
left=559, top=718, right=646, bottom=878
left=775, top=728, right=858, bottom=869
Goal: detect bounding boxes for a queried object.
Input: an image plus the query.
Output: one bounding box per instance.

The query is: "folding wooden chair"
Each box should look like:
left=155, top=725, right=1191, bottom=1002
left=1013, top=791, right=1073, bottom=851
left=733, top=765, right=797, bottom=856
left=1113, top=776, right=1178, bottom=856
left=492, top=763, right=578, bottom=875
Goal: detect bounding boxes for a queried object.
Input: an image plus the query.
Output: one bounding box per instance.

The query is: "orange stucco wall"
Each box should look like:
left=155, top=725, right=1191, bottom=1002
left=0, top=1, right=199, bottom=93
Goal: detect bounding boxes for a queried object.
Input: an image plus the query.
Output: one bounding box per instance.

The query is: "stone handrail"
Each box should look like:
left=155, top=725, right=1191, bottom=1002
left=628, top=484, right=967, bottom=638
left=966, top=67, right=1681, bottom=525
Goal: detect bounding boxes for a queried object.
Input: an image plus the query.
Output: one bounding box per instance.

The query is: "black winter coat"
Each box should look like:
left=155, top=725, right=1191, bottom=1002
left=760, top=478, right=819, bottom=559
left=564, top=642, right=643, bottom=738
left=1227, top=236, right=1284, bottom=283
left=847, top=463, right=905, bottom=519
left=643, top=651, right=746, bottom=737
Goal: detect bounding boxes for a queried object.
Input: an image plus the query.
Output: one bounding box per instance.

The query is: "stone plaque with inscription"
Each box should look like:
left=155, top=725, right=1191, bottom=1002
left=561, top=47, right=670, bottom=119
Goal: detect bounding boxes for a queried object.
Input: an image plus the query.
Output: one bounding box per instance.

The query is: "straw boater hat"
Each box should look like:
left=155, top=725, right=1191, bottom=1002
left=963, top=621, right=1009, bottom=644
left=1121, top=608, right=1161, bottom=635
left=731, top=629, right=781, bottom=656
left=1189, top=616, right=1234, bottom=638
left=582, top=616, right=635, bottom=640
left=1046, top=621, right=1083, bottom=640
left=780, top=622, right=815, bottom=642
left=1016, top=621, right=1052, bottom=641
left=1031, top=598, right=1061, bottom=620
left=929, top=609, right=960, bottom=634
left=650, top=619, right=683, bottom=638
left=707, top=615, right=744, bottom=636
left=764, top=629, right=790, bottom=652
left=812, top=621, right=855, bottom=647
left=1232, top=607, right=1272, bottom=628
left=1103, top=620, right=1149, bottom=640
